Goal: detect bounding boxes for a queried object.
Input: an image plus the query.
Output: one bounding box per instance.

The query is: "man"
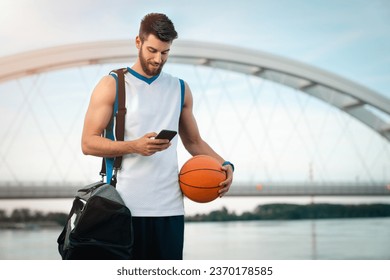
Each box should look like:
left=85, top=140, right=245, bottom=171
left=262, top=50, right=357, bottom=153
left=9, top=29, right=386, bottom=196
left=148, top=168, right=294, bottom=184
left=81, top=13, right=234, bottom=260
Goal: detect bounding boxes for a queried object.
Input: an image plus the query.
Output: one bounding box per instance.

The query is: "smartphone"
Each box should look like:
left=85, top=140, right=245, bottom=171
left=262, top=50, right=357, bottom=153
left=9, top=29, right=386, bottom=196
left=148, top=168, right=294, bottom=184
left=155, top=129, right=177, bottom=142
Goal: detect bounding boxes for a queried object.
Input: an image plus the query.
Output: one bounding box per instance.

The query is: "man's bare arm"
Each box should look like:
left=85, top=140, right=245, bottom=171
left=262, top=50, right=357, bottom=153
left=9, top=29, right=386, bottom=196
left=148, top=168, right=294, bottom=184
left=179, top=82, right=233, bottom=196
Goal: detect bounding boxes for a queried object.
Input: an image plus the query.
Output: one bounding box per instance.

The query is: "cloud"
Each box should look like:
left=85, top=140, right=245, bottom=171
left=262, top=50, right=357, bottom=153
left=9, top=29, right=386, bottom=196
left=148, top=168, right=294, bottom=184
left=0, top=0, right=140, bottom=55
left=300, top=31, right=364, bottom=62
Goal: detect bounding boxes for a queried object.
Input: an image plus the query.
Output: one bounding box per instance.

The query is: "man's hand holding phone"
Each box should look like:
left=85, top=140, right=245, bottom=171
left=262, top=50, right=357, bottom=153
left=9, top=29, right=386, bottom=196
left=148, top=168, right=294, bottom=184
left=133, top=130, right=177, bottom=156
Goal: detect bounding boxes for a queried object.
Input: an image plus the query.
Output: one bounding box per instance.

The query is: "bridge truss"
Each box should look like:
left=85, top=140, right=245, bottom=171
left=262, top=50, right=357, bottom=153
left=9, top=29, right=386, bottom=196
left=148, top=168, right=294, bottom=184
left=1, top=40, right=390, bottom=197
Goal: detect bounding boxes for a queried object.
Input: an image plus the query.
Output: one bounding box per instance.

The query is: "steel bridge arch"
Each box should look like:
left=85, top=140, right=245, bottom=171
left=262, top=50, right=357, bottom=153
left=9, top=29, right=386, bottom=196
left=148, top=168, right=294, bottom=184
left=1, top=40, right=390, bottom=141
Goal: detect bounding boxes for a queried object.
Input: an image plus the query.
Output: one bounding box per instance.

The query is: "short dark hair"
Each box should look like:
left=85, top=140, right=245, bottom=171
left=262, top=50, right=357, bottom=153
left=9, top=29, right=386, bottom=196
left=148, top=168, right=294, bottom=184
left=139, top=13, right=178, bottom=43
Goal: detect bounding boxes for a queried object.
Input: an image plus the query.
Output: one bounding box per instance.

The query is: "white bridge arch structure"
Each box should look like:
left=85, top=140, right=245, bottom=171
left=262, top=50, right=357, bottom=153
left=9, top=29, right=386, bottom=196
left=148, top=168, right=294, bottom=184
left=1, top=40, right=390, bottom=198
left=1, top=39, right=390, bottom=141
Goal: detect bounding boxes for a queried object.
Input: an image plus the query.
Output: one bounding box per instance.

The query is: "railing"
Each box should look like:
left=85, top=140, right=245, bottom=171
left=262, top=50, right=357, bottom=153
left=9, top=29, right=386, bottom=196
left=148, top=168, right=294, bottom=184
left=0, top=181, right=389, bottom=199
left=227, top=182, right=390, bottom=196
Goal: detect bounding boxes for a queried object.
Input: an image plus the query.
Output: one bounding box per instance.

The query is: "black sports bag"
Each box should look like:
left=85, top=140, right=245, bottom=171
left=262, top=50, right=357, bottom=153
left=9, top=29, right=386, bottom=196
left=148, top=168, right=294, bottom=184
left=57, top=181, right=133, bottom=259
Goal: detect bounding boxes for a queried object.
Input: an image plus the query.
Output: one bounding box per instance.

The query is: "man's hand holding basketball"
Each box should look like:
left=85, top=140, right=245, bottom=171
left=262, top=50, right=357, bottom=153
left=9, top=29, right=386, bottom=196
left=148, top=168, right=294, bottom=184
left=219, top=165, right=233, bottom=197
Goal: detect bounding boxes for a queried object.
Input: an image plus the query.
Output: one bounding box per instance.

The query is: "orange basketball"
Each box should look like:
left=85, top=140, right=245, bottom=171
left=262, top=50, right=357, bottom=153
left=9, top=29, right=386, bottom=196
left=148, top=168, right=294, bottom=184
left=179, top=155, right=226, bottom=203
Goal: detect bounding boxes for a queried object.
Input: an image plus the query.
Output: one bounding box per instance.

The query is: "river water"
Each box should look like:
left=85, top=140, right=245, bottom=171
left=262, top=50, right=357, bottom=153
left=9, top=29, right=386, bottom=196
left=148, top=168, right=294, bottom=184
left=0, top=217, right=389, bottom=260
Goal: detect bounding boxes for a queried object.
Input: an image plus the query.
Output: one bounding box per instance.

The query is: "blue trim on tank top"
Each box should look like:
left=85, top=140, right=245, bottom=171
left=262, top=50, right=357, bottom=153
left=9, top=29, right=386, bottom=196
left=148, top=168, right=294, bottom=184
left=127, top=67, right=159, bottom=84
left=179, top=79, right=185, bottom=112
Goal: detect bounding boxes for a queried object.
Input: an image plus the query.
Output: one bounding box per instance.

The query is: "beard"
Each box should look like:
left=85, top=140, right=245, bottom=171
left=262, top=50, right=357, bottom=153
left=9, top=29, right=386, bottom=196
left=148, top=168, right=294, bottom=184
left=139, top=47, right=166, bottom=77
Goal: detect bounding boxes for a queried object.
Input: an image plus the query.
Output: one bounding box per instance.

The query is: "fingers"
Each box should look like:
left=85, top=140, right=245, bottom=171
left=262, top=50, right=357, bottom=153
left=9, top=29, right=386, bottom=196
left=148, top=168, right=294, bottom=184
left=218, top=186, right=230, bottom=197
left=144, top=132, right=158, bottom=138
left=142, top=143, right=171, bottom=156
left=148, top=141, right=171, bottom=153
left=218, top=165, right=233, bottom=197
left=139, top=133, right=171, bottom=156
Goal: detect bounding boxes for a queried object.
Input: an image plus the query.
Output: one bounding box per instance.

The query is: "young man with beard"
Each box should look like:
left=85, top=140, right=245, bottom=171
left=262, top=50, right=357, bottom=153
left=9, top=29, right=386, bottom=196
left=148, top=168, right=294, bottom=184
left=81, top=13, right=234, bottom=259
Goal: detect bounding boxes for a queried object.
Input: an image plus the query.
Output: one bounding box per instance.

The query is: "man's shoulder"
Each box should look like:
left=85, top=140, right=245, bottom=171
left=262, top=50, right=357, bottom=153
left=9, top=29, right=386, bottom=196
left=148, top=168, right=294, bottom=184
left=90, top=75, right=116, bottom=104
left=159, top=71, right=183, bottom=83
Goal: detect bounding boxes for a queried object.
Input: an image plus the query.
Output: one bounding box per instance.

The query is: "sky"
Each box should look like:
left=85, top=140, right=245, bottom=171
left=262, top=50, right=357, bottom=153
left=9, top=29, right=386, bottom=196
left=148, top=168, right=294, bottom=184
left=1, top=0, right=390, bottom=214
left=1, top=0, right=389, bottom=94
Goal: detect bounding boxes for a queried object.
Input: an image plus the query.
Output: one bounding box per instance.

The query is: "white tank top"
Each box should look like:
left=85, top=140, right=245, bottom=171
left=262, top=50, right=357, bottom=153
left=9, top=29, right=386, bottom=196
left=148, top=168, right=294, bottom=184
left=110, top=67, right=185, bottom=217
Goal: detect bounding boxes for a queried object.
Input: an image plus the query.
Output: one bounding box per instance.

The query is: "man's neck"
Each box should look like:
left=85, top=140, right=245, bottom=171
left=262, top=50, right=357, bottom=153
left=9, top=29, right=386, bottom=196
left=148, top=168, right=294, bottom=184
left=131, top=62, right=151, bottom=78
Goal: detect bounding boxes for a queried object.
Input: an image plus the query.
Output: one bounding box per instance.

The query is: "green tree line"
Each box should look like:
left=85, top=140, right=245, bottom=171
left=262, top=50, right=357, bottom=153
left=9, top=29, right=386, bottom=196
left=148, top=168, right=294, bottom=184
left=185, top=203, right=390, bottom=222
left=0, top=208, right=67, bottom=226
left=2, top=203, right=390, bottom=226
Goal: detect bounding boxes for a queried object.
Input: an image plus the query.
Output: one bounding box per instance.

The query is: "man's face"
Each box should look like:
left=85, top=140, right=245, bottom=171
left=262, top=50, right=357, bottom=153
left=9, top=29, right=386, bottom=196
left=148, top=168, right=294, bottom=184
left=137, top=34, right=171, bottom=77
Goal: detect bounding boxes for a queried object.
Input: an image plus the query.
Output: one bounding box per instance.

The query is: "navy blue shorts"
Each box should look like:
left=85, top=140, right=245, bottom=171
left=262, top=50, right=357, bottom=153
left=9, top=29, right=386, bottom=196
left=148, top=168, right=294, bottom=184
left=132, top=215, right=184, bottom=260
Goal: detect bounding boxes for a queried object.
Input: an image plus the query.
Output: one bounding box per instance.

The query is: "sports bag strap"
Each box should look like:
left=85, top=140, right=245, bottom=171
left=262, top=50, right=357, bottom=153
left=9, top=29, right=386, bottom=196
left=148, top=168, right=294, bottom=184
left=112, top=68, right=127, bottom=169
left=64, top=198, right=84, bottom=224
left=99, top=68, right=128, bottom=181
left=56, top=197, right=84, bottom=253
left=100, top=158, right=106, bottom=179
